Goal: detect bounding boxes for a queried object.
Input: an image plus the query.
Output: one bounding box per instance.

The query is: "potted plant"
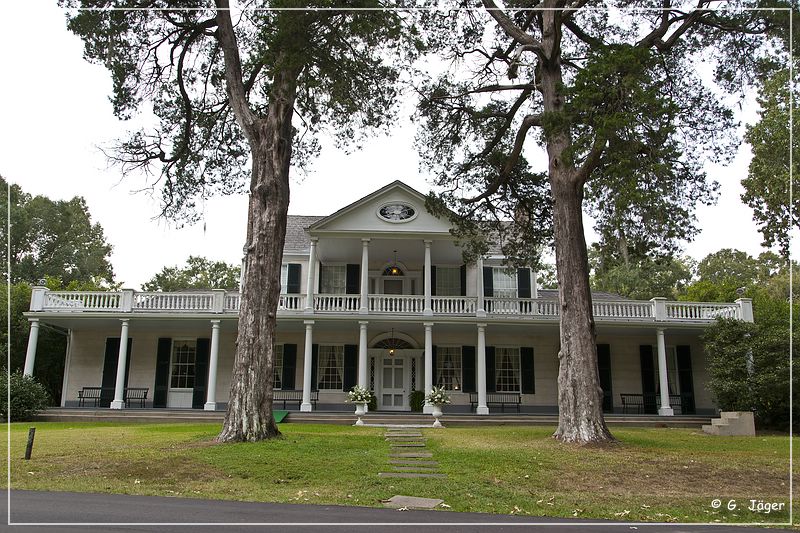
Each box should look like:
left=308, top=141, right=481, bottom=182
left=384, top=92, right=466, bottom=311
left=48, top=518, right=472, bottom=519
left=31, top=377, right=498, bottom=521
left=425, top=386, right=451, bottom=428
left=347, top=385, right=373, bottom=426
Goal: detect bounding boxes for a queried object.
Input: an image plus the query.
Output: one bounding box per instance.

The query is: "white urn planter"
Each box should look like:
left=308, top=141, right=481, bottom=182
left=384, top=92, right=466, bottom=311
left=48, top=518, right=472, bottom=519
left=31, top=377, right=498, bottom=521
left=354, top=402, right=367, bottom=426
left=431, top=404, right=443, bottom=428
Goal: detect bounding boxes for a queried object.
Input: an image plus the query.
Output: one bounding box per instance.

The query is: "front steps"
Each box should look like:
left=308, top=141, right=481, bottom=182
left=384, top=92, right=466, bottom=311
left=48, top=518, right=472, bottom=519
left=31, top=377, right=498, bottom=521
left=702, top=411, right=756, bottom=436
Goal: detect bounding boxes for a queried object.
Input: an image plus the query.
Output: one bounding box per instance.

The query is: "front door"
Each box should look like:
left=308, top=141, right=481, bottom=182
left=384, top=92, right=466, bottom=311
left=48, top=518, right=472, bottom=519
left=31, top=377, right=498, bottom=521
left=380, top=355, right=408, bottom=410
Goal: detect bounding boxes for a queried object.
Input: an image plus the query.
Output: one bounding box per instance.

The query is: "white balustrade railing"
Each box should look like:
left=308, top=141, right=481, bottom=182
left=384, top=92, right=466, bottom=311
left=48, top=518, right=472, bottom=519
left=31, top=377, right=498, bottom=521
left=224, top=293, right=241, bottom=311
left=43, top=291, right=122, bottom=311
left=432, top=296, right=477, bottom=315
left=536, top=299, right=559, bottom=317
left=279, top=294, right=304, bottom=311
left=665, top=302, right=738, bottom=320
left=593, top=301, right=653, bottom=319
left=314, top=294, right=360, bottom=312
left=369, top=294, right=425, bottom=313
left=485, top=297, right=537, bottom=315
left=134, top=292, right=214, bottom=311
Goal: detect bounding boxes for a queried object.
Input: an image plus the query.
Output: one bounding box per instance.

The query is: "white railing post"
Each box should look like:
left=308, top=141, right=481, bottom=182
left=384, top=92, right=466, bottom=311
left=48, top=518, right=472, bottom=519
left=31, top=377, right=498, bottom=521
left=735, top=298, right=754, bottom=322
left=424, top=240, right=433, bottom=317
left=476, top=257, right=486, bottom=318
left=651, top=297, right=667, bottom=321
left=205, top=320, right=221, bottom=410
left=110, top=319, right=130, bottom=409
left=23, top=319, right=40, bottom=376
left=30, top=286, right=48, bottom=311
left=212, top=289, right=225, bottom=313
left=360, top=239, right=370, bottom=314
left=305, top=238, right=318, bottom=314
left=120, top=289, right=134, bottom=312
left=301, top=320, right=314, bottom=412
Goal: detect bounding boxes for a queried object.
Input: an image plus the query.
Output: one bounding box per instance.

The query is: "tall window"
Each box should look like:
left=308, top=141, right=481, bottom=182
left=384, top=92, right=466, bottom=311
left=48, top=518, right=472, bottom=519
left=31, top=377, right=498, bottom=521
left=317, top=345, right=344, bottom=390
left=436, top=346, right=462, bottom=390
left=320, top=265, right=346, bottom=294
left=495, top=347, right=521, bottom=392
left=274, top=344, right=284, bottom=390
left=280, top=264, right=288, bottom=294
left=492, top=268, right=517, bottom=298
left=170, top=340, right=196, bottom=389
left=652, top=347, right=679, bottom=394
left=436, top=267, right=461, bottom=296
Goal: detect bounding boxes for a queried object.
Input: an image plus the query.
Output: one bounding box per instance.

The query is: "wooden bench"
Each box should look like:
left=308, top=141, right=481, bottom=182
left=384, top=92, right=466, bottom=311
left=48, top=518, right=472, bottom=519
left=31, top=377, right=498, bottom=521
left=274, top=390, right=318, bottom=409
left=78, top=386, right=148, bottom=408
left=620, top=393, right=682, bottom=414
left=469, top=392, right=522, bottom=412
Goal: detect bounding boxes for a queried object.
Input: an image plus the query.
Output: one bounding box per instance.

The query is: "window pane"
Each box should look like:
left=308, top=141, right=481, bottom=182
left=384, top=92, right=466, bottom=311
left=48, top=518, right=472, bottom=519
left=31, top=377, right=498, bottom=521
left=317, top=345, right=343, bottom=390
left=495, top=347, right=520, bottom=392
left=320, top=265, right=346, bottom=294
left=435, top=346, right=462, bottom=391
left=492, top=268, right=517, bottom=298
left=170, top=340, right=197, bottom=389
left=273, top=344, right=284, bottom=390
left=435, top=267, right=461, bottom=296
left=280, top=265, right=288, bottom=294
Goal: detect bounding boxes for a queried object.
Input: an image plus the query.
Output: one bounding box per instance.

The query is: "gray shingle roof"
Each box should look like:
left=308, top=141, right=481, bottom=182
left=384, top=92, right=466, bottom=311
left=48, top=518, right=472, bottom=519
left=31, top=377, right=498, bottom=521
left=537, top=289, right=630, bottom=301
left=284, top=215, right=324, bottom=253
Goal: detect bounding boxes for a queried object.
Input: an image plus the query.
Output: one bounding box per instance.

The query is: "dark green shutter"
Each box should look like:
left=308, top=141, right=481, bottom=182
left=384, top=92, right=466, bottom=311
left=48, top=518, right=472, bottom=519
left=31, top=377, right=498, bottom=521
left=343, top=344, right=358, bottom=391
left=461, top=346, right=476, bottom=393
left=597, top=344, right=613, bottom=412
left=100, top=337, right=132, bottom=408
left=430, top=266, right=437, bottom=296
left=483, top=267, right=493, bottom=297
left=154, top=338, right=171, bottom=408
left=486, top=346, right=496, bottom=393
left=676, top=345, right=695, bottom=414
left=311, top=344, right=319, bottom=391
left=287, top=264, right=301, bottom=294
left=460, top=264, right=467, bottom=296
left=282, top=344, right=297, bottom=390
left=639, top=345, right=657, bottom=414
left=517, top=268, right=531, bottom=298
left=193, top=338, right=210, bottom=409
left=431, top=345, right=438, bottom=387
left=521, top=347, right=535, bottom=394
left=346, top=264, right=360, bottom=294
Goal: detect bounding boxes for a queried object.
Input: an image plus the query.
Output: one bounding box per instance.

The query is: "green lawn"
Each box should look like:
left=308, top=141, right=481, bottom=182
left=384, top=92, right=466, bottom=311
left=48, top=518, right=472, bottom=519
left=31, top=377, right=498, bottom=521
left=3, top=422, right=793, bottom=523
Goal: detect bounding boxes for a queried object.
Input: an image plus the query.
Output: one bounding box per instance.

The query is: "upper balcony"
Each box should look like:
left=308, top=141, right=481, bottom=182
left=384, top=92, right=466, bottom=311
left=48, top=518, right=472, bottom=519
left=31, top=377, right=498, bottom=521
left=28, top=287, right=754, bottom=325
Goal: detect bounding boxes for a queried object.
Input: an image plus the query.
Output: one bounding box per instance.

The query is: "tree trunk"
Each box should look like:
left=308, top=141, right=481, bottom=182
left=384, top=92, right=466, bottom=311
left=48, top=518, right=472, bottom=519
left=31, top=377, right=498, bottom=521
left=217, top=66, right=298, bottom=443
left=538, top=9, right=614, bottom=444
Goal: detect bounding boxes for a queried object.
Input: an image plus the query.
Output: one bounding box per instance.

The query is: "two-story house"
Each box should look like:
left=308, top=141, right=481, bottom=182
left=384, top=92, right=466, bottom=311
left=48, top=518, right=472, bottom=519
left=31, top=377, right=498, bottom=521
left=22, top=181, right=753, bottom=416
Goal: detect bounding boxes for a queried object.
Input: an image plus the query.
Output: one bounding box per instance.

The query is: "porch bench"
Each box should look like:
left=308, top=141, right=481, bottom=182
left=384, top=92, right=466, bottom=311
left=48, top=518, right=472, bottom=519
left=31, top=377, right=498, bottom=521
left=274, top=390, right=318, bottom=409
left=620, top=393, right=682, bottom=414
left=469, top=392, right=522, bottom=412
left=124, top=387, right=149, bottom=408
left=77, top=386, right=105, bottom=407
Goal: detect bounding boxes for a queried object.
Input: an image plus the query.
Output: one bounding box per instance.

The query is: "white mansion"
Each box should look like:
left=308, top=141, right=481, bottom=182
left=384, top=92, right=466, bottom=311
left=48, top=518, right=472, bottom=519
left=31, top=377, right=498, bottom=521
left=23, top=181, right=753, bottom=416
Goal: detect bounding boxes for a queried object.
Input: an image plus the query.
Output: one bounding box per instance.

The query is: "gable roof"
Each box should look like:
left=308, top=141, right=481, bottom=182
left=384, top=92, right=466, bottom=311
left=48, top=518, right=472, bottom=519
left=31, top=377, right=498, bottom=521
left=284, top=215, right=324, bottom=253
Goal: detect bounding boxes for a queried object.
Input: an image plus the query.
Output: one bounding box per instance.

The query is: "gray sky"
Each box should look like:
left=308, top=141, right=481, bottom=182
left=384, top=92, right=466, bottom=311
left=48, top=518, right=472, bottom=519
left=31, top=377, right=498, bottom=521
left=1, top=3, right=771, bottom=290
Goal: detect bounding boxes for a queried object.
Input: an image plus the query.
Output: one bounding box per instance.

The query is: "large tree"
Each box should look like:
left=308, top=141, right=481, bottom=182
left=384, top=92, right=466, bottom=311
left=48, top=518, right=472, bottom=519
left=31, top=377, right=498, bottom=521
left=61, top=1, right=423, bottom=441
left=142, top=256, right=241, bottom=291
left=417, top=3, right=784, bottom=442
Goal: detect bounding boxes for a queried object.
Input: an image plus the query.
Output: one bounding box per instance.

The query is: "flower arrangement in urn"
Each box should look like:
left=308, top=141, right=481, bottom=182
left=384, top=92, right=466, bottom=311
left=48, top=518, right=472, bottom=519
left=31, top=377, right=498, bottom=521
left=347, top=386, right=373, bottom=425
left=425, top=386, right=450, bottom=427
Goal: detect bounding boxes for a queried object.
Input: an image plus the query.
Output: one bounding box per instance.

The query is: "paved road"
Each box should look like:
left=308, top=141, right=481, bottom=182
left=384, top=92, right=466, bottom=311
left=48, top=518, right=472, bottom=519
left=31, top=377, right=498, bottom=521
left=0, top=490, right=784, bottom=532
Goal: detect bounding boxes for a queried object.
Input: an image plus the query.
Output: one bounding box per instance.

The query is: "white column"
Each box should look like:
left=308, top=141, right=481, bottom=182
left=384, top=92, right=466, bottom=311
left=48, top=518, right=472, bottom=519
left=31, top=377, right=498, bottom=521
left=476, top=256, right=487, bottom=318
left=204, top=320, right=221, bottom=411
left=305, top=238, right=318, bottom=313
left=656, top=328, right=673, bottom=416
left=423, top=322, right=434, bottom=413
left=358, top=321, right=368, bottom=388
left=301, top=320, right=315, bottom=411
left=360, top=238, right=370, bottom=314
left=23, top=319, right=40, bottom=376
left=110, top=319, right=130, bottom=410
left=423, top=240, right=433, bottom=317
left=476, top=323, right=489, bottom=414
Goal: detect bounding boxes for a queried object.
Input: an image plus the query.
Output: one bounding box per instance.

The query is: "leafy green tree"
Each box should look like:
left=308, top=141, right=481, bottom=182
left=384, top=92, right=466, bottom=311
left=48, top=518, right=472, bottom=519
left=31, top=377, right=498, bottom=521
left=682, top=249, right=784, bottom=302
left=416, top=3, right=783, bottom=443
left=0, top=176, right=114, bottom=285
left=142, top=256, right=240, bottom=291
left=589, top=250, right=693, bottom=300
left=61, top=1, right=425, bottom=442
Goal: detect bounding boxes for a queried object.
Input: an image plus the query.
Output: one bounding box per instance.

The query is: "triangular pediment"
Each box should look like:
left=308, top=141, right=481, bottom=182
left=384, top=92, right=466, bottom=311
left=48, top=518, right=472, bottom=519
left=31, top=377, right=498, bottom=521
left=308, top=181, right=454, bottom=236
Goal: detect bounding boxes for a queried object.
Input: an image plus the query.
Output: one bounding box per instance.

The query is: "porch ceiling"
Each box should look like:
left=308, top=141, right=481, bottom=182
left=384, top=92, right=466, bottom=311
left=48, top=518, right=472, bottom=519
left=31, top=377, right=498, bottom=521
left=316, top=237, right=464, bottom=266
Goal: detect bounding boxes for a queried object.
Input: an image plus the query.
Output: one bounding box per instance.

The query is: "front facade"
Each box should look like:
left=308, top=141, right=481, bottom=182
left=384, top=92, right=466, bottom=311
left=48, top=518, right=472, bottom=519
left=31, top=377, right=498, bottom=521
left=23, top=181, right=753, bottom=416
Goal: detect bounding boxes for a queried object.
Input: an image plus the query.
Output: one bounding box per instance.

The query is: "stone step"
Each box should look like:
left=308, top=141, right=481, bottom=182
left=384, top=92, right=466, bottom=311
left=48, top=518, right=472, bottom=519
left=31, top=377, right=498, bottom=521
left=389, top=452, right=433, bottom=458
left=388, top=460, right=439, bottom=467
left=393, top=466, right=441, bottom=473
left=390, top=442, right=426, bottom=447
left=385, top=437, right=426, bottom=442
left=384, top=433, right=423, bottom=437
left=378, top=472, right=447, bottom=479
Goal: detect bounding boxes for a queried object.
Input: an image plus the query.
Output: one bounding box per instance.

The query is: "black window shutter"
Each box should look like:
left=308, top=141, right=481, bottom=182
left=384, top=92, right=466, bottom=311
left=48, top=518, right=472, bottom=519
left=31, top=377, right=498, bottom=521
left=193, top=338, right=210, bottom=409
left=483, top=267, right=494, bottom=297
left=287, top=264, right=302, bottom=294
left=154, top=338, right=172, bottom=408
left=318, top=265, right=324, bottom=293
left=460, top=264, right=467, bottom=296
left=517, top=268, right=531, bottom=298
left=521, top=347, right=535, bottom=394
left=346, top=264, right=360, bottom=294
left=430, top=266, right=437, bottom=296
left=432, top=345, right=438, bottom=386
left=676, top=345, right=695, bottom=414
left=343, top=344, right=358, bottom=391
left=311, top=344, right=319, bottom=391
left=101, top=338, right=133, bottom=408
left=639, top=345, right=657, bottom=414
left=597, top=344, right=613, bottom=412
left=461, top=346, right=476, bottom=393
left=281, top=344, right=297, bottom=390
left=486, top=346, right=496, bottom=393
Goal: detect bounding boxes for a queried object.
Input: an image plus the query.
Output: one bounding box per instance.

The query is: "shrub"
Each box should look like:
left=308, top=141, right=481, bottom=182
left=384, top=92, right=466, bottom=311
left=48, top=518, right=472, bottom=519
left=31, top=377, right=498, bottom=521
left=0, top=369, right=50, bottom=421
left=409, top=390, right=425, bottom=412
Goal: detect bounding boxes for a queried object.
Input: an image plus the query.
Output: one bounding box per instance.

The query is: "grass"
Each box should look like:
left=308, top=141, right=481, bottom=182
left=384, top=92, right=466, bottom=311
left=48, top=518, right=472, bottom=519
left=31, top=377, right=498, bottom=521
left=3, top=422, right=793, bottom=524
